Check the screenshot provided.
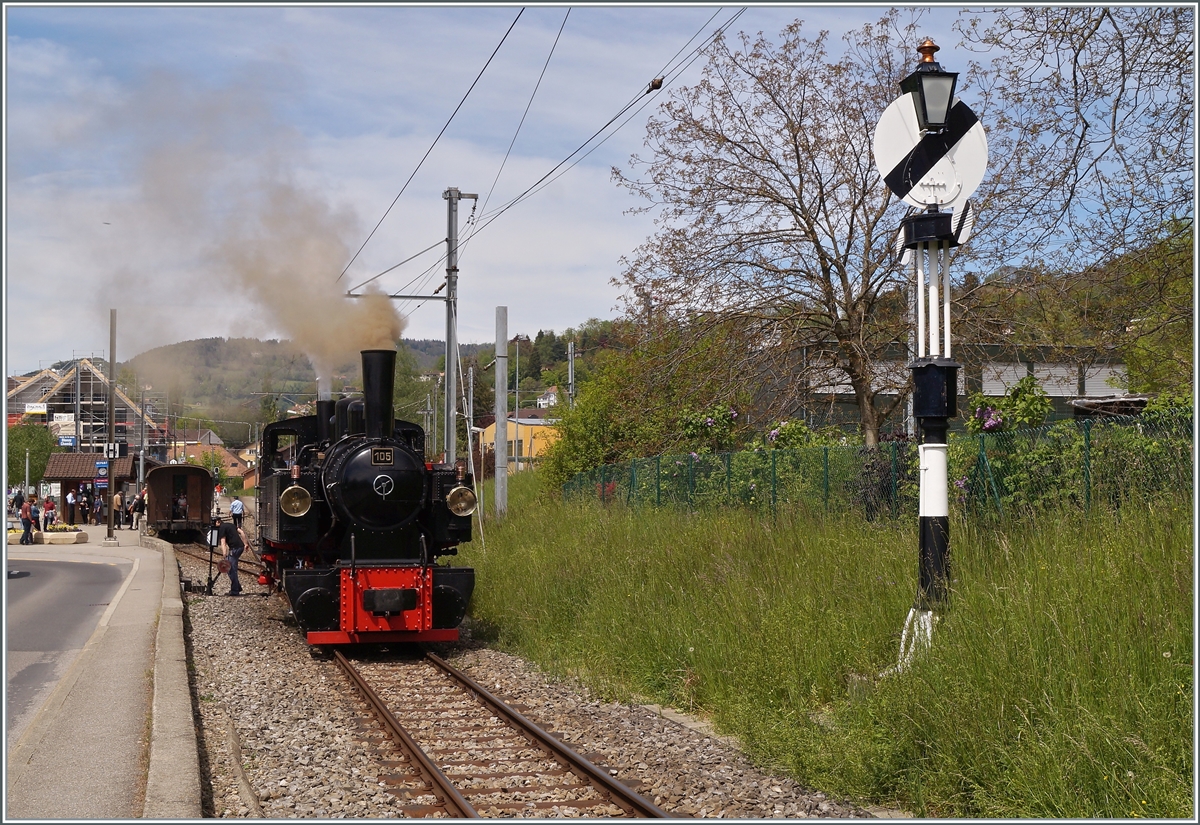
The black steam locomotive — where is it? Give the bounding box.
[256,348,476,645]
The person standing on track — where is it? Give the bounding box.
[229,495,245,530]
[214,515,249,596]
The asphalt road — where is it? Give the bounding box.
[5,558,130,751]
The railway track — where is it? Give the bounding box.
[334,649,671,818]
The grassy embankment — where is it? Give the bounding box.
[458,471,1193,818]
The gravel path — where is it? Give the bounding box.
[176,544,882,818]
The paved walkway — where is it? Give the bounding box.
[5,526,201,819]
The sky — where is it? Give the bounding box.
[4,3,969,377]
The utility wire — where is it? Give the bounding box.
[336,7,525,284]
[464,8,744,240]
[475,8,571,229]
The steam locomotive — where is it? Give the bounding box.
[256,348,476,645]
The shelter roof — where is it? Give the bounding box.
[44,451,163,480]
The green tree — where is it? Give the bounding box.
[964,376,1053,435]
[7,423,60,489]
[193,448,228,489]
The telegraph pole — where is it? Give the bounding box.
[567,341,576,409]
[104,310,118,546]
[443,187,477,465]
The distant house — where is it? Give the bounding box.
[536,386,559,409]
[178,444,244,480]
[479,411,561,469]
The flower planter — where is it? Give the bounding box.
[8,530,87,545]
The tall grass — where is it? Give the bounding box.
[462,473,1193,817]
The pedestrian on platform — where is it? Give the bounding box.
[66,489,76,525]
[112,491,123,529]
[81,490,92,525]
[42,496,56,529]
[133,491,146,531]
[93,495,103,525]
[214,515,249,596]
[229,495,245,530]
[19,498,33,545]
[30,500,41,536]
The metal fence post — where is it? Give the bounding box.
[771,450,777,516]
[601,464,607,504]
[1083,419,1092,511]
[655,455,661,507]
[725,452,731,503]
[688,453,694,507]
[889,441,898,517]
[823,446,830,513]
[629,461,636,505]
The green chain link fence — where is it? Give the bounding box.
[562,414,1192,519]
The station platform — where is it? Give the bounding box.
[5,525,202,819]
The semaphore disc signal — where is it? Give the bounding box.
[873,92,987,212]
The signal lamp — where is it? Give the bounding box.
[900,38,958,133]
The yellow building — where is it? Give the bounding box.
[478,414,561,469]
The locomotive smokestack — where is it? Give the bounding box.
[361,349,396,439]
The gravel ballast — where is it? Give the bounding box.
[176,545,883,819]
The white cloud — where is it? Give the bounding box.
[4,4,968,376]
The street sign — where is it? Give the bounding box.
[58,436,77,447]
[105,442,119,459]
[24,403,47,414]
[95,478,109,489]
[873,92,987,211]
[96,460,108,478]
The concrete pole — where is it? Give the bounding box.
[513,339,520,473]
[443,187,478,465]
[495,306,508,517]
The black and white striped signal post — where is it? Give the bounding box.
[873,39,987,670]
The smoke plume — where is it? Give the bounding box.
[110,68,405,377]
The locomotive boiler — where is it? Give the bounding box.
[256,348,476,645]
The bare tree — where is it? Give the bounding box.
[614,13,925,447]
[614,8,1193,445]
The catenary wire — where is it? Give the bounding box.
[335,7,526,284]
[474,8,571,230]
[463,8,744,240]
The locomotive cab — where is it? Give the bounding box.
[257,348,476,644]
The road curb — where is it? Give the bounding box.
[141,539,203,818]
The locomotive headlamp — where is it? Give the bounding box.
[446,485,477,517]
[280,484,312,518]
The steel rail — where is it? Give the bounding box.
[333,651,480,818]
[424,650,671,818]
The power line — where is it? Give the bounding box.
[476,8,571,224]
[463,8,746,241]
[336,7,526,284]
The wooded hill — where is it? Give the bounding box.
[115,323,617,447]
